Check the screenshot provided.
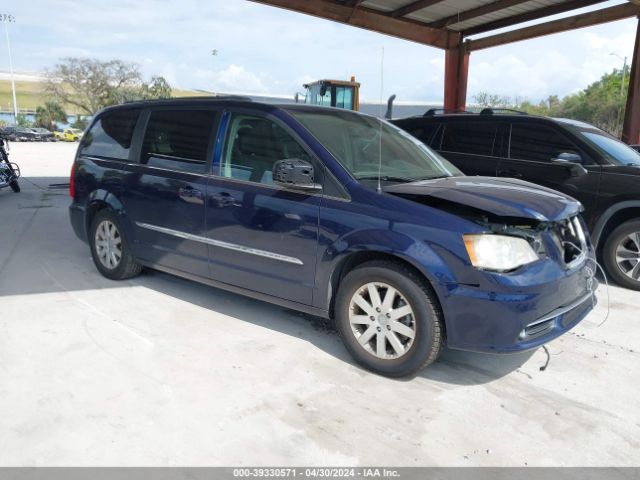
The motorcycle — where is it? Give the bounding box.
[0,135,20,193]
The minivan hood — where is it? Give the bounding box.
[383,176,582,222]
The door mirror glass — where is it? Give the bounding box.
[553,152,582,163]
[273,159,321,190]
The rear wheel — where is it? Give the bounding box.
[89,210,142,280]
[335,261,443,377]
[603,220,640,291]
[9,180,19,193]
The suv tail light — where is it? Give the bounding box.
[69,163,76,198]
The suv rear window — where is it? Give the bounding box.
[141,109,217,173]
[440,122,497,155]
[80,108,141,160]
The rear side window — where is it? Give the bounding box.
[510,123,578,162]
[441,121,498,155]
[141,109,217,174]
[403,122,439,147]
[80,108,141,160]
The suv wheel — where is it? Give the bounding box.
[335,261,443,377]
[89,210,142,280]
[603,220,640,291]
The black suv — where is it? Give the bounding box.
[393,111,640,290]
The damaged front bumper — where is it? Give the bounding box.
[440,252,597,353]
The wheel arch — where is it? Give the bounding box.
[326,250,447,341]
[592,201,640,253]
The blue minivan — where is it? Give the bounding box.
[69,98,596,377]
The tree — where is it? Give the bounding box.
[471,67,630,137]
[16,113,33,128]
[44,57,172,115]
[35,102,67,131]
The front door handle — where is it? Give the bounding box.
[210,191,239,208]
[498,170,523,179]
[178,186,204,204]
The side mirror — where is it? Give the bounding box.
[273,159,321,191]
[551,152,587,177]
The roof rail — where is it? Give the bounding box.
[123,95,253,105]
[424,108,473,116]
[479,108,527,115]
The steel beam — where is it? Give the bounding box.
[249,0,452,49]
[468,3,640,51]
[429,0,531,29]
[443,39,469,111]
[391,0,445,18]
[622,18,640,144]
[463,0,606,36]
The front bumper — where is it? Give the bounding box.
[441,255,597,353]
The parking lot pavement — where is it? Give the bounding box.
[0,142,639,466]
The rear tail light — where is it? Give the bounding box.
[69,163,76,198]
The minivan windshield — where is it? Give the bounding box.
[569,126,640,166]
[287,108,462,183]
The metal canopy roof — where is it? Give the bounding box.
[249,0,640,50]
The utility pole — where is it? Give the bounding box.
[0,13,18,123]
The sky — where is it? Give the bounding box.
[0,0,637,103]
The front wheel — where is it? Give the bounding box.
[334,261,444,377]
[9,180,19,193]
[603,220,640,291]
[89,210,142,280]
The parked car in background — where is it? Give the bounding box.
[69,99,596,377]
[54,128,83,142]
[1,126,37,142]
[30,127,55,142]
[392,110,640,290]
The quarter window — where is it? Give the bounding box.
[440,122,497,156]
[221,114,312,185]
[80,108,141,160]
[510,123,578,162]
[141,109,217,173]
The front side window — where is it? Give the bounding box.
[221,114,313,185]
[441,121,497,156]
[576,129,640,166]
[141,109,217,174]
[287,108,462,184]
[510,123,578,162]
[80,108,141,160]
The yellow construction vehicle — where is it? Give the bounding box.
[298,76,360,111]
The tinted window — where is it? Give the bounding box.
[221,114,312,185]
[80,108,141,160]
[441,122,497,155]
[403,123,439,147]
[510,123,578,162]
[141,109,217,173]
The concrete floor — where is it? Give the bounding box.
[0,142,639,466]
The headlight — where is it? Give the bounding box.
[463,234,539,271]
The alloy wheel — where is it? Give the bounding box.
[94,220,123,270]
[615,231,640,281]
[348,282,416,360]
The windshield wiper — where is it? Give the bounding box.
[355,175,418,183]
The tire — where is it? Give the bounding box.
[9,180,19,193]
[89,209,142,280]
[334,260,444,378]
[602,220,640,291]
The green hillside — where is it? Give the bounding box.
[0,79,208,115]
